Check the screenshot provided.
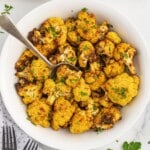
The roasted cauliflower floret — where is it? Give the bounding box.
[70,109,93,133]
[40,17,67,46]
[30,58,50,81]
[56,65,75,80]
[106,31,121,44]
[78,41,95,68]
[15,65,34,82]
[66,74,80,88]
[57,43,77,65]
[51,97,75,130]
[98,21,109,40]
[65,18,76,32]
[27,100,51,127]
[114,43,136,74]
[89,71,106,91]
[96,39,115,58]
[43,79,55,95]
[93,107,121,130]
[76,10,100,43]
[104,61,125,78]
[67,31,81,46]
[18,82,42,104]
[105,73,140,106]
[73,78,91,102]
[15,50,34,71]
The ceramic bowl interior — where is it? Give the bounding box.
[0,0,150,149]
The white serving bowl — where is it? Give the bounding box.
[0,0,150,149]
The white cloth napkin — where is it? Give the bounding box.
[0,94,43,150]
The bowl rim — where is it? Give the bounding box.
[1,0,150,149]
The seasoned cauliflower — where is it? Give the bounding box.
[51,97,75,130]
[15,49,35,71]
[15,64,34,82]
[40,17,67,46]
[15,9,140,134]
[114,43,136,74]
[78,41,95,68]
[88,71,106,91]
[93,107,121,130]
[56,43,77,65]
[106,31,121,44]
[105,73,140,106]
[56,65,74,80]
[18,82,42,104]
[76,11,100,43]
[98,21,109,40]
[70,109,93,133]
[96,39,115,58]
[30,58,50,81]
[73,78,91,102]
[67,31,81,46]
[27,100,51,127]
[65,18,76,32]
[104,61,125,78]
[43,79,55,95]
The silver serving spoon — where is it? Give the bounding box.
[0,15,78,77]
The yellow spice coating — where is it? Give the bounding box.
[93,107,121,130]
[104,61,125,78]
[70,110,93,134]
[105,73,140,106]
[73,78,91,102]
[106,31,121,44]
[76,11,100,43]
[30,58,50,81]
[15,9,140,134]
[51,97,75,130]
[27,100,51,127]
[18,82,42,104]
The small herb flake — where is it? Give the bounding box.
[1,4,13,15]
[122,141,141,150]
[77,36,81,42]
[0,31,4,33]
[120,52,128,59]
[95,127,103,134]
[60,77,66,83]
[107,149,112,150]
[80,91,88,96]
[68,57,77,62]
[108,23,113,28]
[148,141,150,144]
[112,87,127,98]
[81,7,88,12]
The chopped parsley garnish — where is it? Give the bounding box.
[80,91,88,96]
[84,45,89,50]
[112,87,127,98]
[77,36,81,42]
[81,7,88,12]
[0,31,4,33]
[120,52,128,59]
[148,141,150,144]
[69,78,78,83]
[108,23,113,28]
[1,4,13,15]
[60,77,66,83]
[122,141,141,150]
[95,127,103,134]
[93,105,97,110]
[68,57,77,62]
[47,27,57,38]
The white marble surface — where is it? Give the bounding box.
[0,0,150,149]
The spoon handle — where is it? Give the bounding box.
[0,15,54,69]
